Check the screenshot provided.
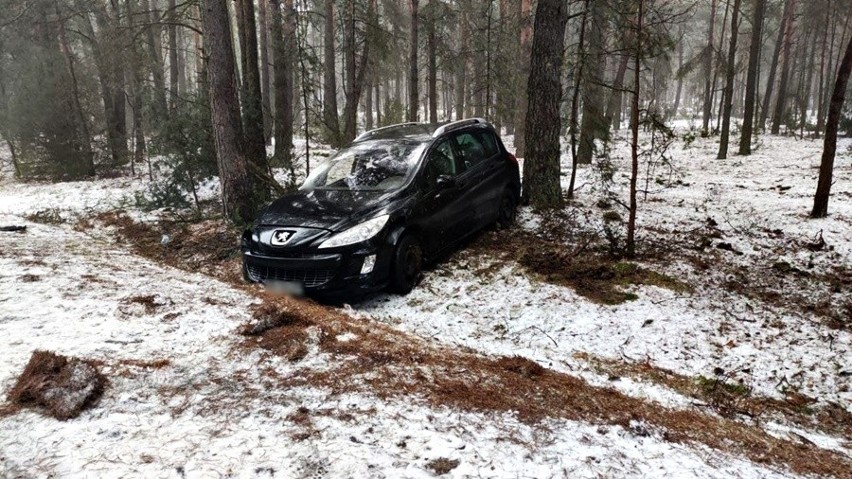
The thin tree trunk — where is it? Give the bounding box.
[739,0,765,155]
[427,2,437,123]
[272,0,294,170]
[627,0,643,258]
[577,0,607,165]
[323,0,340,145]
[606,50,630,131]
[815,0,831,137]
[144,0,168,121]
[408,0,419,122]
[771,0,797,134]
[522,0,568,209]
[668,24,684,119]
[168,0,179,108]
[200,0,260,223]
[718,0,742,159]
[811,34,852,218]
[702,0,717,134]
[454,6,467,121]
[568,0,590,199]
[55,0,95,177]
[259,0,272,142]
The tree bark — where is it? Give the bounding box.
[522,0,568,209]
[577,0,607,165]
[514,0,532,156]
[144,0,168,121]
[323,0,340,145]
[259,0,272,142]
[201,0,261,223]
[627,0,643,258]
[811,34,852,218]
[341,0,371,143]
[408,0,419,122]
[271,0,295,169]
[702,0,717,134]
[168,0,179,108]
[239,0,269,178]
[739,0,765,155]
[568,0,590,199]
[771,0,797,134]
[760,0,792,130]
[55,0,95,177]
[718,0,742,159]
[427,1,437,123]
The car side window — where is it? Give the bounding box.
[478,132,500,158]
[454,132,487,169]
[424,140,460,187]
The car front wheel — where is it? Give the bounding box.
[388,234,422,295]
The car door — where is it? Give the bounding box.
[451,130,501,229]
[412,139,471,255]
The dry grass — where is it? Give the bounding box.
[7,350,106,420]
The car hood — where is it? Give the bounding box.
[257,188,393,231]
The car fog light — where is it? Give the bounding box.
[361,254,376,274]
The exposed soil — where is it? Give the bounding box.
[7,351,106,420]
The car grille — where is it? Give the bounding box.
[246,264,335,288]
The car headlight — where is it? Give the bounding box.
[318,215,389,249]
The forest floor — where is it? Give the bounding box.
[0,131,851,478]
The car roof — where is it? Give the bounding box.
[352,118,495,144]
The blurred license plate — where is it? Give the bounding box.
[266,280,305,297]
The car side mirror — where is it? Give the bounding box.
[436,175,456,190]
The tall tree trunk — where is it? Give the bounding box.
[323,0,340,145]
[815,0,831,138]
[800,30,818,134]
[454,5,467,121]
[200,0,260,223]
[739,0,765,155]
[144,0,168,121]
[606,49,630,131]
[168,0,179,108]
[55,0,95,177]
[427,2,437,123]
[771,0,797,134]
[522,0,568,209]
[568,0,590,199]
[668,24,684,119]
[272,0,295,170]
[408,0,419,122]
[239,0,269,179]
[760,0,792,130]
[718,0,742,159]
[811,34,852,218]
[514,0,532,156]
[702,0,717,134]
[627,0,644,259]
[577,0,607,164]
[259,0,272,142]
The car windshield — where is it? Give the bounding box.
[302,140,427,191]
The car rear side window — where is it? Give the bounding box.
[424,140,460,187]
[454,133,487,169]
[478,131,500,158]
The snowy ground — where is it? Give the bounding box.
[1,132,851,477]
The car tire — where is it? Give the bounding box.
[496,189,517,229]
[388,234,422,295]
[242,262,253,282]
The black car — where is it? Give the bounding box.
[240,118,520,297]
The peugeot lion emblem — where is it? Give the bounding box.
[270,229,295,246]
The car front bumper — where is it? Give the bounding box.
[241,242,393,297]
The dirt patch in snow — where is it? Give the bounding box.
[471,227,691,304]
[425,457,460,475]
[6,350,106,420]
